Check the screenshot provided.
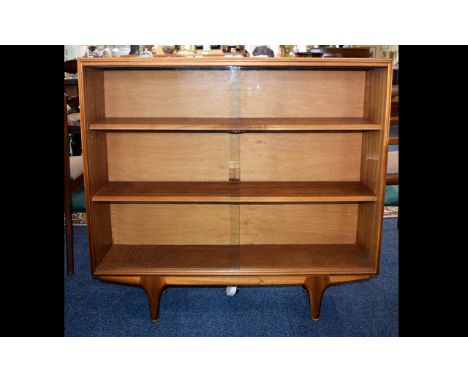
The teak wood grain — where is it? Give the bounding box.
[94,244,373,276]
[92,181,377,203]
[104,70,233,118]
[78,57,393,321]
[239,204,358,244]
[239,70,365,118]
[110,204,231,245]
[357,68,392,272]
[78,68,112,270]
[241,133,363,181]
[106,132,230,181]
[90,117,381,131]
[108,203,359,245]
[103,70,368,120]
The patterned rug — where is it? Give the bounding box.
[67,207,398,226]
[383,206,399,218]
[70,212,87,226]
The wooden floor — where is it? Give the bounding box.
[94,244,374,276]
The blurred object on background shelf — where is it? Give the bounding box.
[295,52,322,57]
[178,45,196,55]
[152,45,187,56]
[296,47,370,58]
[221,45,246,55]
[64,59,78,76]
[195,45,225,56]
[66,44,397,61]
[153,45,167,55]
[117,46,131,56]
[86,46,99,57]
[351,45,398,65]
[129,45,140,55]
[66,94,80,114]
[162,45,176,54]
[279,45,297,57]
[102,46,112,57]
[377,45,398,62]
[140,47,153,57]
[252,45,274,57]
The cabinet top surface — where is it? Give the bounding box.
[78,57,392,68]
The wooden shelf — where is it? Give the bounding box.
[239,244,372,274]
[92,181,377,203]
[89,117,381,132]
[94,244,373,276]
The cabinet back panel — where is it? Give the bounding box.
[110,203,358,245]
[111,204,231,245]
[103,70,366,119]
[104,71,232,118]
[241,133,362,181]
[240,204,358,244]
[107,133,230,181]
[239,70,365,118]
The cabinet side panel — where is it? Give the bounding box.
[107,133,230,181]
[241,132,362,181]
[240,204,358,244]
[357,67,392,270]
[111,204,231,245]
[82,69,108,193]
[240,70,366,118]
[79,67,112,269]
[104,70,232,118]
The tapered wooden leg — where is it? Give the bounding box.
[64,189,74,275]
[140,277,166,322]
[304,276,330,321]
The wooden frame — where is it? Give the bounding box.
[64,94,83,275]
[78,57,392,322]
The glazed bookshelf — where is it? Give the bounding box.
[78,57,392,322]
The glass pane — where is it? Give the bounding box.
[228,66,241,270]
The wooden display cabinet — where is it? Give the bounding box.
[78,57,392,322]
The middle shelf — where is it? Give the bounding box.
[89,117,381,132]
[92,181,377,203]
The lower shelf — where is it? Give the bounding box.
[94,244,374,276]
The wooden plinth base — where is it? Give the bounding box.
[97,274,371,322]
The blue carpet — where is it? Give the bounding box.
[65,219,398,336]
